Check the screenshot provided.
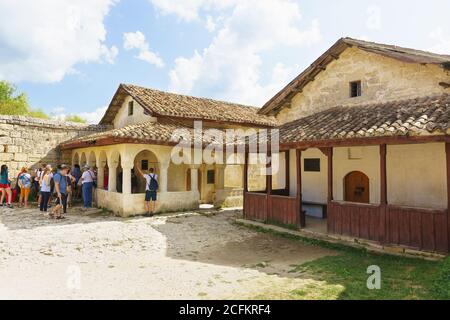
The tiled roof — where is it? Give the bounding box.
[279,93,450,145]
[259,37,450,115]
[99,84,277,127]
[60,118,229,149]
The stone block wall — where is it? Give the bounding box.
[0,115,107,181]
[276,47,449,124]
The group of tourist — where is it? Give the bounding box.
[0,163,97,219]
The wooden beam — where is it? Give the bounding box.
[285,150,290,195]
[296,149,305,228]
[243,145,249,218]
[380,144,387,205]
[280,134,450,151]
[327,148,333,203]
[266,144,272,223]
[446,142,450,252]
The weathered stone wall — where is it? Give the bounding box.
[276,47,450,124]
[0,115,106,180]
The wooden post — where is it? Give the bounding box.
[327,148,333,203]
[380,144,387,243]
[243,145,249,218]
[285,150,290,196]
[444,142,450,252]
[296,149,305,228]
[266,144,272,223]
[380,144,387,205]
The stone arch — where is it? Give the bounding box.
[133,149,160,193]
[80,152,87,166]
[72,152,80,166]
[98,150,107,168]
[88,151,97,168]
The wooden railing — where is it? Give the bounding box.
[244,193,300,228]
[328,201,449,253]
[244,192,267,222]
[268,195,299,227]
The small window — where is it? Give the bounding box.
[304,159,320,172]
[128,101,134,116]
[207,170,215,184]
[350,81,361,98]
[141,160,148,171]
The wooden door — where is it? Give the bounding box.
[344,171,369,203]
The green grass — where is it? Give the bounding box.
[237,222,450,300]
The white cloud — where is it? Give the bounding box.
[428,27,450,54]
[123,31,165,68]
[167,0,321,106]
[52,106,108,124]
[366,5,382,31]
[0,0,118,83]
[149,0,235,22]
[206,15,216,32]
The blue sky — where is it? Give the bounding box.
[0,0,449,123]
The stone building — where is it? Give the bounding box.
[2,37,449,255]
[60,84,276,216]
[243,37,450,254]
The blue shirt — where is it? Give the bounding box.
[0,170,8,184]
[19,173,32,188]
[53,172,67,194]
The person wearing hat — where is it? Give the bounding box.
[81,165,96,209]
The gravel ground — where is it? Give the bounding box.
[0,205,335,300]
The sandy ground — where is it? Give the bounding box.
[0,205,336,300]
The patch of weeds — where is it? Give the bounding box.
[238,221,450,300]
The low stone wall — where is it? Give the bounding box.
[0,115,107,179]
[97,189,200,217]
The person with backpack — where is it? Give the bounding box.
[135,162,158,217]
[81,165,96,209]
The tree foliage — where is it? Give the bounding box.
[65,114,87,123]
[0,80,49,119]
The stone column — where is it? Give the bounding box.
[108,165,117,192]
[215,164,225,190]
[122,166,132,195]
[190,166,199,192]
[96,167,104,190]
[159,162,169,193]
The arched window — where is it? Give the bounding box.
[344,171,370,203]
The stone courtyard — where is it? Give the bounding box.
[0,206,335,300]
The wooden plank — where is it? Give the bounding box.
[399,210,411,246]
[434,213,449,253]
[409,212,422,249]
[421,213,435,251]
[359,207,370,239]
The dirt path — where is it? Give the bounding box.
[0,206,336,299]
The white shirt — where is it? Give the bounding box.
[144,173,158,191]
[40,173,53,192]
[81,170,96,184]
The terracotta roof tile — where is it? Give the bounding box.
[279,93,450,144]
[61,118,233,149]
[99,84,277,127]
